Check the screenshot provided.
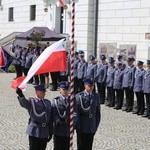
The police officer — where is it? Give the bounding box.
[106,57,116,107]
[113,62,124,110]
[16,85,53,150]
[77,51,87,93]
[32,51,39,85]
[87,55,97,80]
[122,57,136,112]
[142,60,150,119]
[20,47,27,76]
[133,61,145,115]
[75,78,101,150]
[12,45,22,78]
[95,54,108,104]
[60,52,70,82]
[52,81,77,150]
[24,48,34,84]
[117,55,126,70]
[74,51,80,94]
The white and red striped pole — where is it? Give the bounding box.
[70,0,75,149]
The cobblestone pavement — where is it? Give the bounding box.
[0,73,150,150]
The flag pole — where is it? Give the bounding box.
[70,0,75,149]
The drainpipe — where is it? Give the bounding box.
[93,0,99,57]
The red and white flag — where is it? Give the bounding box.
[12,39,67,89]
[0,46,5,67]
[59,0,65,6]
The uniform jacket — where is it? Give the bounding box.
[25,53,33,68]
[113,69,124,89]
[52,95,77,137]
[20,50,27,67]
[95,63,108,83]
[12,49,21,65]
[86,63,97,80]
[74,58,80,77]
[106,66,116,87]
[143,69,150,93]
[133,69,145,92]
[75,91,101,134]
[122,65,136,88]
[77,60,87,79]
[18,97,52,138]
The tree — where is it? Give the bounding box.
[30,30,45,43]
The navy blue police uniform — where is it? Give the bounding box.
[122,57,136,112]
[74,52,80,94]
[52,82,77,150]
[16,85,53,150]
[106,57,116,107]
[113,62,124,109]
[95,54,108,104]
[77,51,88,92]
[133,61,145,115]
[142,60,150,119]
[75,79,101,150]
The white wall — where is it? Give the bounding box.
[0,0,53,39]
[98,0,150,61]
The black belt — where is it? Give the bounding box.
[30,120,49,127]
[80,113,95,118]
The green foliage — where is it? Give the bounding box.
[30,30,45,43]
[8,65,16,73]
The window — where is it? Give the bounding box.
[8,7,14,22]
[0,0,1,6]
[30,5,36,21]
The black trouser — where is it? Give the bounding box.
[29,136,47,150]
[78,78,84,93]
[74,77,78,94]
[51,72,60,90]
[107,87,115,106]
[24,68,33,83]
[60,75,68,82]
[124,87,134,110]
[15,64,22,78]
[54,135,69,150]
[145,93,150,116]
[135,92,145,114]
[115,89,124,108]
[97,82,106,104]
[21,66,26,76]
[77,132,94,150]
[39,74,45,85]
[33,75,39,85]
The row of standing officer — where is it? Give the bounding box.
[74,51,150,118]
[15,78,101,150]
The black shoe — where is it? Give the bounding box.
[32,82,38,85]
[109,104,115,107]
[116,107,121,110]
[142,114,148,118]
[126,109,132,112]
[50,88,57,91]
[148,116,150,119]
[132,111,139,114]
[122,108,127,111]
[137,112,144,116]
[106,104,110,107]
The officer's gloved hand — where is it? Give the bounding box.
[47,134,52,142]
[16,87,24,98]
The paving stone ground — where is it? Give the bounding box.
[0,73,150,150]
